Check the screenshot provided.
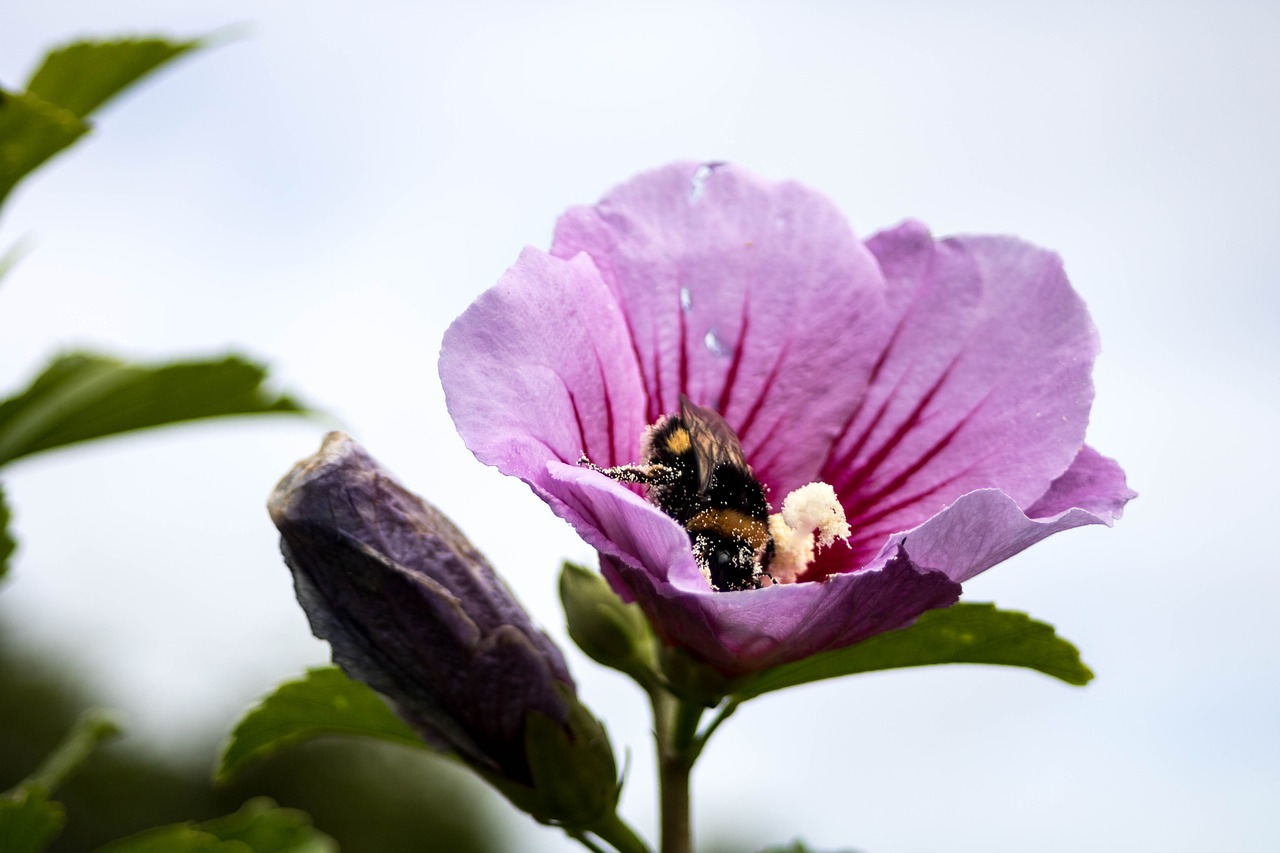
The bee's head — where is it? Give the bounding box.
[692,531,762,592]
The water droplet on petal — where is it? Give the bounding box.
[704,330,729,356]
[688,162,725,203]
[680,287,692,312]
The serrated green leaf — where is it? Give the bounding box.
[0,352,308,467]
[26,38,201,121]
[0,787,65,853]
[218,667,427,785]
[733,603,1093,700]
[95,798,336,853]
[0,88,89,208]
[1,483,14,582]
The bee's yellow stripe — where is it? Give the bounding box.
[686,509,769,551]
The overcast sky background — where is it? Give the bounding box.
[1,1,1277,851]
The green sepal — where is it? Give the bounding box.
[559,561,657,684]
[0,787,65,853]
[217,667,428,785]
[734,603,1094,701]
[525,693,620,827]
[26,38,202,122]
[93,797,335,853]
[483,688,620,829]
[0,352,309,467]
[1,483,14,583]
[756,842,860,853]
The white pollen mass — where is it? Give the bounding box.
[767,482,851,584]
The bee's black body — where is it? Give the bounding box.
[581,395,773,591]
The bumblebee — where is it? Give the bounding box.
[580,394,773,591]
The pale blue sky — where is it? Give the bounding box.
[1,2,1277,851]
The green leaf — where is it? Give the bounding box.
[0,787,65,853]
[1,483,14,582]
[733,603,1094,700]
[26,38,201,121]
[95,798,336,853]
[0,37,203,213]
[0,352,308,467]
[217,667,427,785]
[0,88,88,209]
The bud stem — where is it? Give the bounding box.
[580,812,653,853]
[23,709,121,795]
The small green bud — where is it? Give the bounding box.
[559,562,658,684]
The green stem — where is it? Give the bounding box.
[651,691,702,853]
[25,709,121,795]
[688,698,740,763]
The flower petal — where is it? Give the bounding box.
[605,546,961,675]
[878,447,1133,585]
[1026,444,1136,521]
[818,222,1100,570]
[551,162,892,496]
[440,247,647,486]
[545,464,961,674]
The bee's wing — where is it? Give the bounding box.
[678,394,749,494]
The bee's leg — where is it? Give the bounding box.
[577,455,678,486]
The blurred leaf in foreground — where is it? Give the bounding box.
[0,485,13,582]
[0,353,308,467]
[94,798,334,853]
[25,38,200,122]
[0,90,87,209]
[0,37,201,210]
[0,786,65,853]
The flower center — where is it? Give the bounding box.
[580,395,850,591]
[765,482,851,585]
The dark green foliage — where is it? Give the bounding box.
[0,626,502,853]
[0,787,65,853]
[0,485,13,582]
[734,603,1093,700]
[94,798,333,853]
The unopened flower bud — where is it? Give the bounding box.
[268,432,619,827]
[559,561,657,684]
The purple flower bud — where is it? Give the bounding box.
[267,432,575,786]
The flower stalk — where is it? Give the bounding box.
[651,689,698,853]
